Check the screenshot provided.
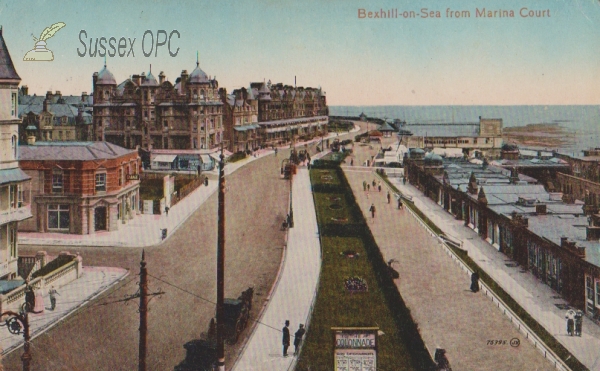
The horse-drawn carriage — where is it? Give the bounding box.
[174,287,254,371]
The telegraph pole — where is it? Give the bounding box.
[139,250,148,371]
[216,143,226,371]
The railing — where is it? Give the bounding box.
[0,256,82,315]
[0,205,32,225]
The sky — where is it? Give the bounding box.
[1,0,599,105]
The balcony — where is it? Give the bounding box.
[0,204,32,225]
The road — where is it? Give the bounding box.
[5,150,291,370]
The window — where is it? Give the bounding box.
[10,227,16,258]
[126,120,130,127]
[58,131,63,140]
[48,204,70,230]
[52,170,63,193]
[164,120,168,128]
[119,168,123,186]
[11,92,17,117]
[95,173,106,192]
[11,135,17,159]
[587,276,594,301]
[596,281,600,307]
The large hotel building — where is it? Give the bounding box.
[92,61,328,152]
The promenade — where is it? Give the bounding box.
[387,173,600,370]
[233,167,321,370]
[343,167,554,371]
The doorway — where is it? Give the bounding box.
[95,206,107,231]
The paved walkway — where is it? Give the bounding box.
[384,172,600,370]
[233,167,321,371]
[343,168,554,371]
[1,266,129,356]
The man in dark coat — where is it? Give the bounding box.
[282,320,291,357]
[470,270,480,293]
[293,324,306,356]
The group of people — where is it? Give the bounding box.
[282,320,306,357]
[24,284,60,313]
[565,309,584,336]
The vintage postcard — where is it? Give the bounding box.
[0,0,598,370]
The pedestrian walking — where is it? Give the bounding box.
[48,286,59,310]
[164,206,170,216]
[282,320,291,357]
[369,204,376,220]
[372,179,376,188]
[350,158,354,166]
[575,310,583,336]
[565,309,576,336]
[363,181,367,191]
[367,184,370,192]
[470,270,480,293]
[397,197,403,210]
[387,191,391,204]
[378,181,382,192]
[294,324,306,356]
[403,176,407,185]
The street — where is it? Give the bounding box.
[5,151,291,370]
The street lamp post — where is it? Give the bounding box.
[216,142,226,371]
[1,310,31,371]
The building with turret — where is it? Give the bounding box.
[0,27,32,279]
[92,58,224,150]
[18,88,93,144]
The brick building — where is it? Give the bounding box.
[93,59,224,151]
[220,87,260,153]
[251,80,328,147]
[18,88,93,144]
[0,27,32,279]
[18,142,140,235]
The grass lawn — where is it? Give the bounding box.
[296,162,432,370]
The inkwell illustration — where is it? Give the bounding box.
[23,22,66,61]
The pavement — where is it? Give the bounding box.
[344,168,554,371]
[384,172,600,370]
[0,266,129,357]
[233,167,322,371]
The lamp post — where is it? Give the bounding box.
[216,142,227,371]
[1,310,31,371]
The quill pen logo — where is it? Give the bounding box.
[23,22,66,61]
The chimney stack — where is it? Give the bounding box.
[181,70,188,94]
[82,92,88,102]
[159,71,165,84]
[21,85,28,95]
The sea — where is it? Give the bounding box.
[330,105,600,155]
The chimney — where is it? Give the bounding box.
[159,71,165,84]
[93,72,98,86]
[132,74,141,86]
[43,98,48,112]
[21,85,28,95]
[180,70,188,94]
[46,90,53,101]
[141,72,146,84]
[55,90,63,103]
[535,204,547,215]
[82,92,88,102]
[561,237,585,258]
[26,135,36,145]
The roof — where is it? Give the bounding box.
[200,154,212,163]
[152,154,177,163]
[378,122,395,131]
[189,63,209,84]
[0,168,30,185]
[19,142,135,161]
[0,28,20,81]
[96,65,116,85]
[142,71,159,86]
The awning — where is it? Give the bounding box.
[0,168,31,185]
[25,125,37,130]
[234,124,259,132]
[200,155,212,163]
[209,153,221,162]
[152,154,177,163]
